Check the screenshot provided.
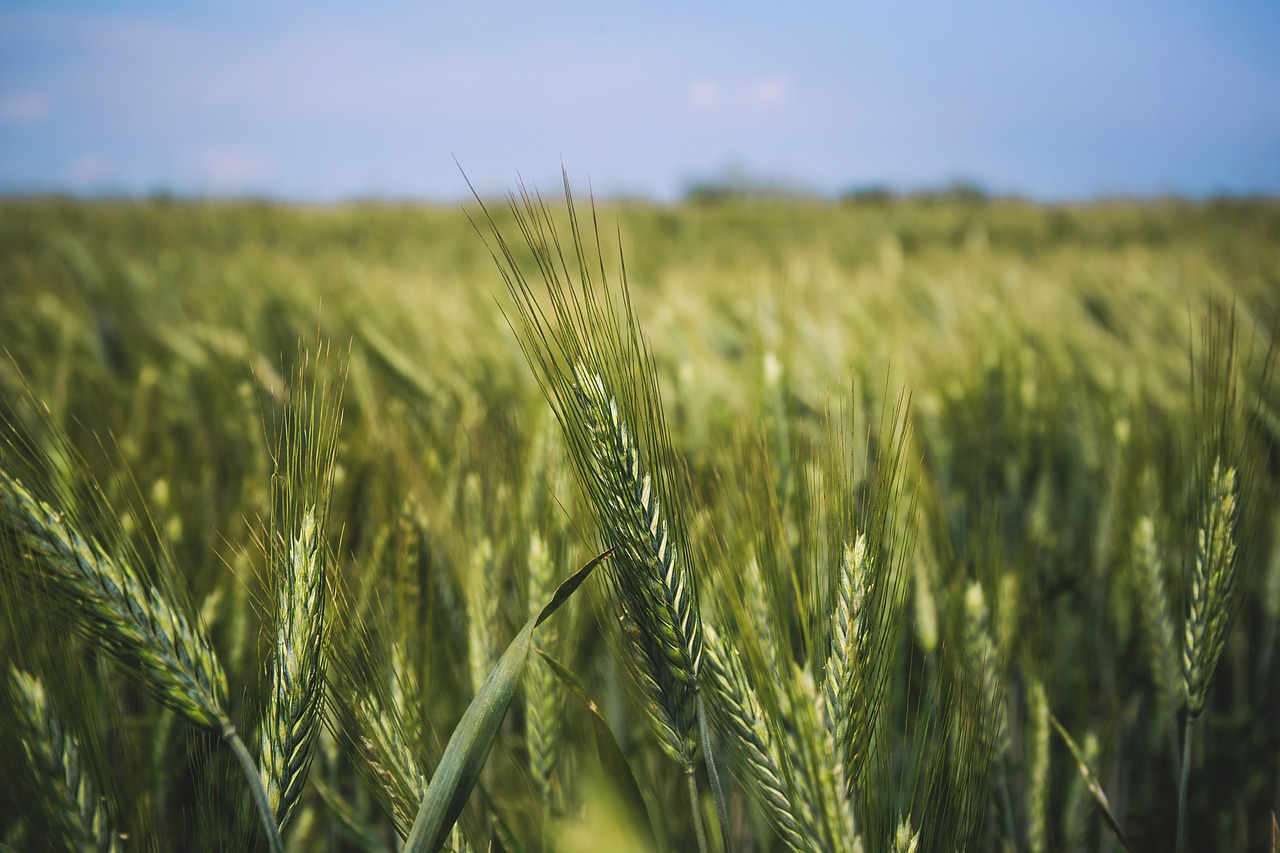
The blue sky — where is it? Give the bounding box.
[1,1,1277,201]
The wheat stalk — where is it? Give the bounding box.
[785,664,859,853]
[962,581,1007,758]
[1062,729,1099,850]
[1182,458,1238,719]
[821,534,871,795]
[257,506,327,832]
[0,467,229,733]
[1132,515,1179,710]
[573,364,703,768]
[1026,677,1050,853]
[702,624,810,851]
[524,531,564,808]
[1177,456,1240,853]
[9,666,120,852]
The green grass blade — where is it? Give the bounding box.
[313,778,394,853]
[536,645,658,851]
[1049,713,1131,851]
[403,550,609,853]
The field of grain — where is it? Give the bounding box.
[1,189,1278,851]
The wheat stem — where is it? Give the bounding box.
[687,769,711,853]
[1176,711,1194,853]
[697,691,729,850]
[225,724,286,853]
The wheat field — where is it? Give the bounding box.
[1,186,1278,851]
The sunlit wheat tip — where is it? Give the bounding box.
[892,818,919,853]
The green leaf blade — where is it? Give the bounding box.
[403,550,609,853]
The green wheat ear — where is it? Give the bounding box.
[1131,513,1179,711]
[963,580,1008,758]
[8,666,120,852]
[0,467,230,734]
[572,363,702,765]
[525,530,569,813]
[1176,304,1257,853]
[0,467,285,851]
[1026,677,1050,853]
[256,343,344,834]
[822,533,872,794]
[702,623,810,851]
[257,506,326,829]
[479,173,727,851]
[1182,458,1238,719]
[1179,465,1243,828]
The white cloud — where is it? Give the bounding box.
[189,149,269,189]
[0,93,50,125]
[742,78,790,110]
[687,79,722,109]
[67,154,109,184]
[685,77,791,112]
